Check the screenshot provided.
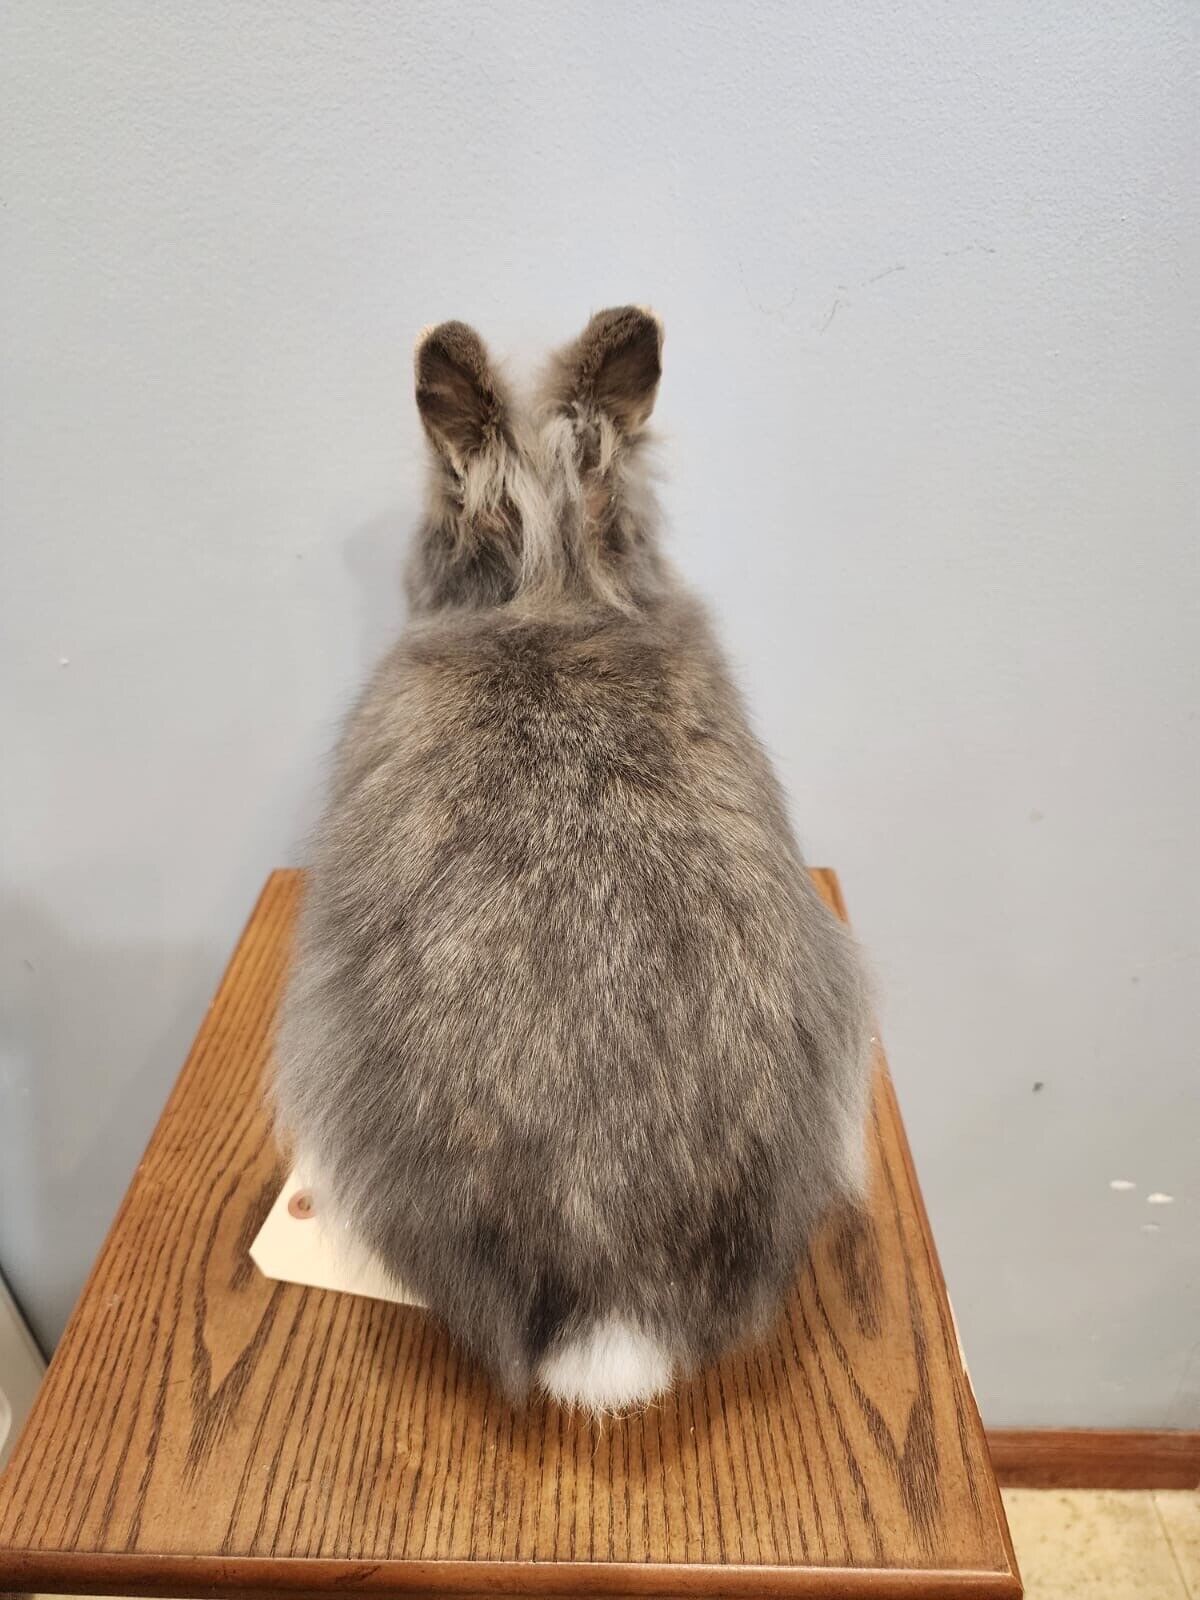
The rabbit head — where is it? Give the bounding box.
[407,307,668,615]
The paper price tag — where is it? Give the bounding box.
[249,1170,425,1308]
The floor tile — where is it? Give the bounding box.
[1003,1488,1188,1598]
[1157,1491,1200,1598]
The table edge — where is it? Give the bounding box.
[0,1548,1022,1599]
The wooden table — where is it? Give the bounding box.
[0,870,1020,1598]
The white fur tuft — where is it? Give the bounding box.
[537,1318,674,1413]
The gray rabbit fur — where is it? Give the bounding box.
[274,307,873,1412]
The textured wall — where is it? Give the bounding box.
[1,0,1196,1427]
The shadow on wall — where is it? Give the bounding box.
[343,510,412,677]
[0,518,412,1356]
[0,892,221,1353]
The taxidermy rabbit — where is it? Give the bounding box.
[274,307,873,1412]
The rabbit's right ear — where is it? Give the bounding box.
[414,321,509,473]
[548,306,663,436]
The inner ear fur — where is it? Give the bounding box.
[550,306,663,436]
[415,320,510,467]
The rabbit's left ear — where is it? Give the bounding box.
[551,306,663,436]
[414,320,509,471]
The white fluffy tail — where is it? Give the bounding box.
[536,1317,674,1413]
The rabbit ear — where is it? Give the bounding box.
[553,306,663,435]
[414,321,509,470]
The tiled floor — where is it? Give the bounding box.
[15,1490,1200,1598]
[1003,1489,1200,1598]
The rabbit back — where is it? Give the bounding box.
[275,591,871,1406]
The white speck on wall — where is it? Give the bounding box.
[1146,1193,1175,1206]
[1142,1223,1161,1233]
[1108,1180,1137,1192]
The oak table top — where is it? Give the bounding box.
[0,869,1019,1598]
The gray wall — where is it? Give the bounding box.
[1,0,1196,1428]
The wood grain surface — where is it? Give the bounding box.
[0,870,1019,1597]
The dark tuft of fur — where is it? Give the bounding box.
[274,310,873,1404]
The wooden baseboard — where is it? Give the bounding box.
[987,1429,1200,1490]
